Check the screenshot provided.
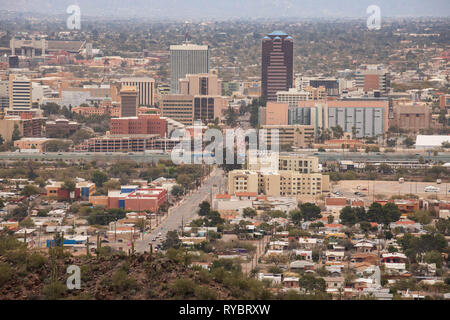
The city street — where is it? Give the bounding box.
[135,166,226,252]
[1,151,449,163]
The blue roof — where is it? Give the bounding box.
[273,36,281,40]
[268,30,288,36]
[286,36,293,39]
[263,36,270,39]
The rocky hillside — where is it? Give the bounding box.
[0,250,242,300]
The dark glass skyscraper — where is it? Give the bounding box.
[261,31,293,101]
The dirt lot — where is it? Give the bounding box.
[333,180,450,201]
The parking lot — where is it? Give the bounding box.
[333,180,450,200]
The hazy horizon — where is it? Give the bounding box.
[0,0,449,20]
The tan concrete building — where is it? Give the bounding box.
[0,115,45,142]
[228,169,330,197]
[247,152,319,173]
[179,70,221,96]
[227,170,259,195]
[390,101,431,132]
[120,78,155,106]
[260,102,289,125]
[14,137,50,152]
[261,124,315,149]
[160,94,227,125]
[160,94,194,125]
[278,153,319,173]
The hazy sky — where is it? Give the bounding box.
[1,0,449,19]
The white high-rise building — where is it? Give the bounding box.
[170,43,209,94]
[8,74,32,112]
[120,77,155,106]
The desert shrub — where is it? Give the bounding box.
[27,253,47,270]
[171,278,196,298]
[110,270,139,293]
[197,268,213,284]
[0,262,12,286]
[194,286,217,299]
[5,249,28,265]
[43,281,67,300]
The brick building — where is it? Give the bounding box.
[106,187,167,212]
[110,114,167,137]
[45,118,81,138]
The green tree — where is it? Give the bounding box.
[331,125,344,139]
[366,202,384,223]
[162,230,181,250]
[171,185,185,197]
[176,174,192,188]
[340,206,357,226]
[289,209,303,225]
[298,274,326,293]
[12,124,21,141]
[199,201,211,216]
[382,202,401,224]
[299,203,322,221]
[403,137,415,148]
[70,129,94,144]
[91,170,108,187]
[62,179,76,192]
[424,250,442,268]
[243,207,257,218]
[21,184,40,197]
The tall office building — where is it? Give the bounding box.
[179,69,221,96]
[262,31,293,101]
[0,80,9,111]
[8,74,32,113]
[120,77,155,106]
[170,43,209,93]
[120,86,138,117]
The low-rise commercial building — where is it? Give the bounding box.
[45,118,80,138]
[45,181,95,200]
[14,137,50,152]
[105,186,167,212]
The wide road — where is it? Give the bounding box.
[2,151,449,163]
[135,166,226,252]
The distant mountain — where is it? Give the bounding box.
[1,0,449,19]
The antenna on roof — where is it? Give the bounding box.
[184,21,189,44]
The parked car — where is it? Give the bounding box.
[424,186,440,192]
